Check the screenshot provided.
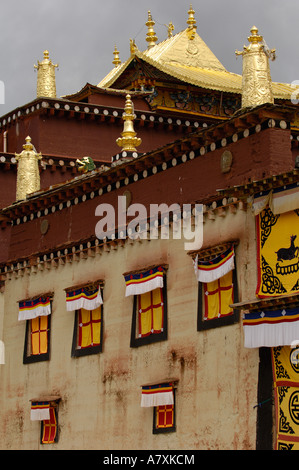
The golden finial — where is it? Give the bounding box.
[247,25,263,44]
[15,136,42,201]
[112,45,121,67]
[187,4,196,29]
[34,50,58,98]
[167,22,174,38]
[236,26,275,108]
[116,94,142,153]
[146,11,158,49]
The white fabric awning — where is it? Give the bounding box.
[30,401,50,421]
[66,286,103,311]
[193,245,235,283]
[141,383,174,407]
[124,266,165,297]
[18,296,52,321]
[243,307,299,348]
[251,185,299,216]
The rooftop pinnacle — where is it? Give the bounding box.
[187,4,196,29]
[34,50,58,98]
[236,26,275,109]
[116,94,142,154]
[146,11,158,49]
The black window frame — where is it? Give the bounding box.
[197,268,239,331]
[130,275,168,348]
[71,291,104,357]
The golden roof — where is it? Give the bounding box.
[98,12,294,101]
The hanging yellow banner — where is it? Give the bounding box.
[272,346,299,449]
[256,208,299,297]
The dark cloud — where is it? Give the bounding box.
[0,0,298,115]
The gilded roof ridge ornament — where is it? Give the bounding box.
[166,22,174,38]
[186,4,197,40]
[112,45,121,67]
[146,11,158,49]
[187,4,196,29]
[130,38,138,55]
[34,50,58,98]
[15,136,42,201]
[236,26,275,109]
[116,94,142,154]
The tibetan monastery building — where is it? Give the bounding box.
[1,6,299,451]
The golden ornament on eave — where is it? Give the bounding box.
[236,26,275,109]
[116,94,142,153]
[34,50,58,98]
[15,136,42,201]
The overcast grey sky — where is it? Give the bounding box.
[0,0,298,116]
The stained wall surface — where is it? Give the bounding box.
[0,205,259,450]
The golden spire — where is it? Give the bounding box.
[236,26,275,108]
[187,4,196,29]
[112,45,121,67]
[34,50,58,98]
[116,94,142,153]
[15,136,42,201]
[146,11,158,49]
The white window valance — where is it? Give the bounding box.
[193,245,235,283]
[18,294,52,321]
[30,401,50,421]
[65,283,103,311]
[141,382,174,408]
[124,265,166,297]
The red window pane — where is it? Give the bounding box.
[42,407,57,444]
[156,405,174,428]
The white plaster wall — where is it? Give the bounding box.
[0,206,260,450]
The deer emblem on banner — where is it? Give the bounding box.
[276,235,299,275]
[256,208,299,297]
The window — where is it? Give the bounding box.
[141,382,176,434]
[65,282,104,357]
[125,266,168,347]
[71,306,103,357]
[20,295,52,364]
[153,399,176,434]
[41,405,58,444]
[138,287,164,336]
[194,244,239,330]
[24,315,51,363]
[30,398,59,444]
